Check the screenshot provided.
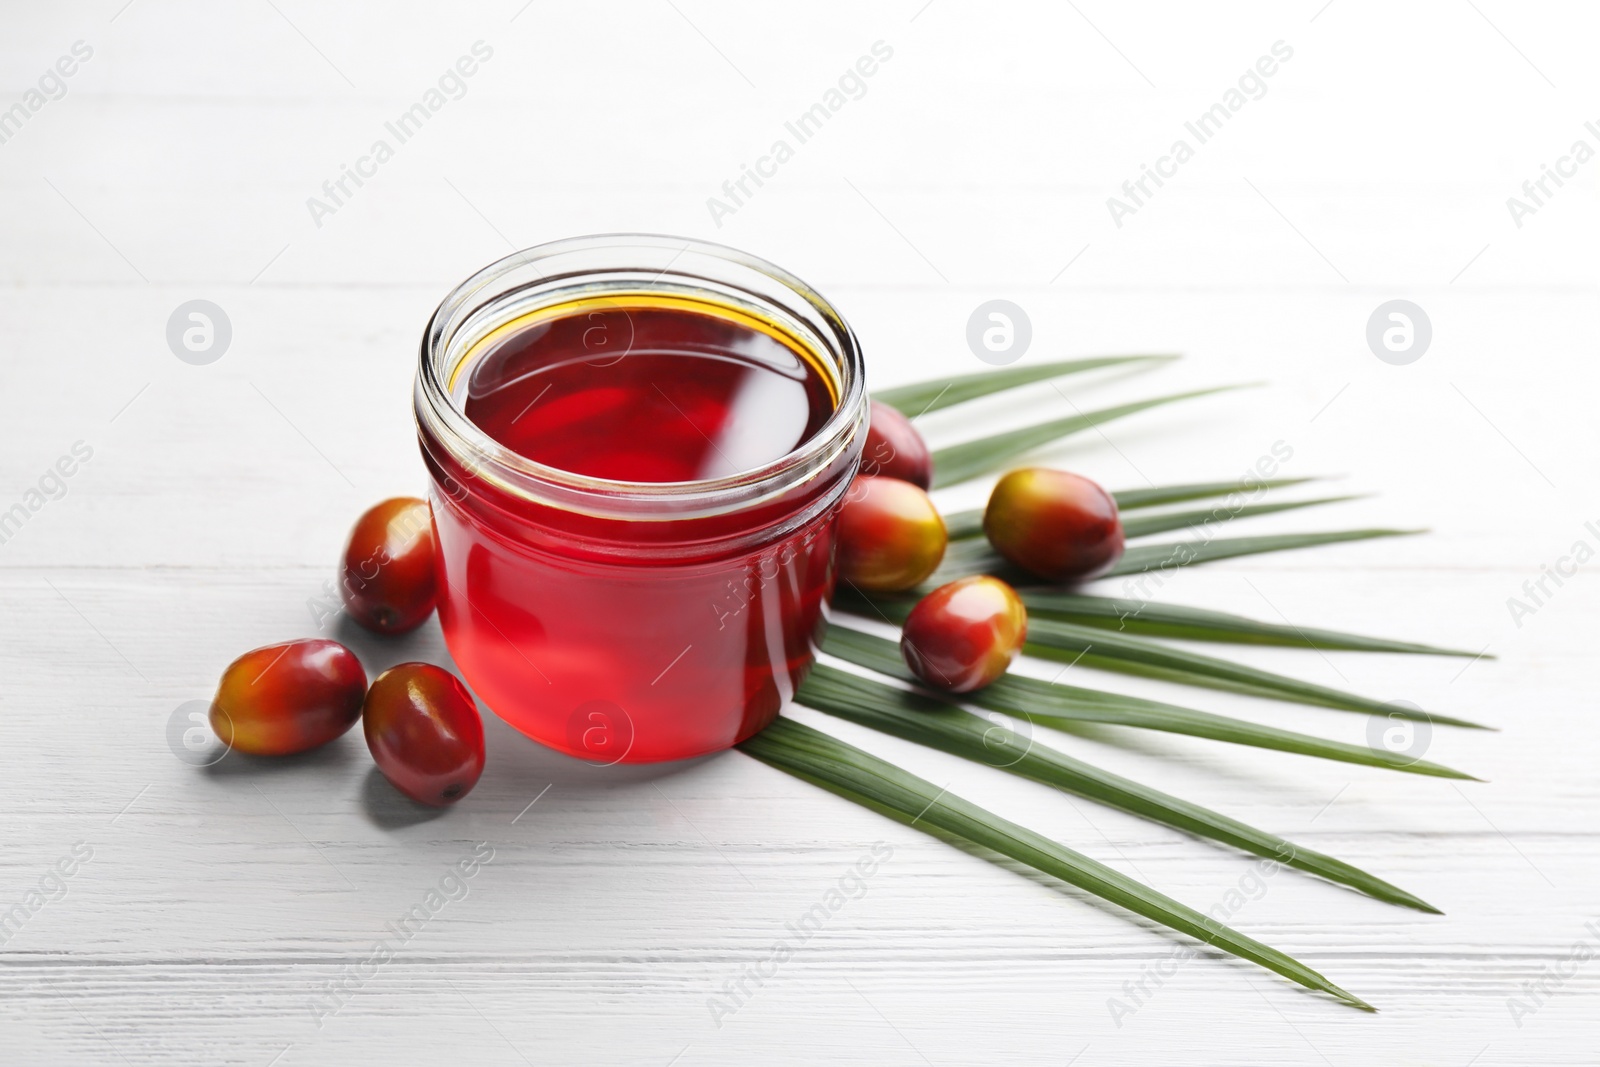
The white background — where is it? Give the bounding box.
[1,1,1596,1063]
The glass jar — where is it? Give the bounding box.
[415,235,866,763]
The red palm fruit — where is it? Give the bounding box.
[900,576,1027,692]
[210,639,366,756]
[984,468,1124,581]
[861,399,933,488]
[363,663,485,806]
[836,475,947,592]
[340,497,437,634]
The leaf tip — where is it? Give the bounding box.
[1383,886,1446,914]
[1420,763,1484,782]
[1327,984,1379,1012]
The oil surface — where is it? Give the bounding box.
[460,295,837,483]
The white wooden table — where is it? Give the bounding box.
[2,1,1596,1062]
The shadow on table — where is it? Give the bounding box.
[190,614,725,833]
[358,765,452,828]
[200,737,359,779]
[353,711,723,832]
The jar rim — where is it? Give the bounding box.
[415,234,867,521]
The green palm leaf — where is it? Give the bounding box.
[739,716,1375,1009]
[1020,592,1486,658]
[797,664,1444,909]
[1114,477,1319,510]
[942,509,989,540]
[1120,496,1362,538]
[1022,617,1488,729]
[872,355,1177,416]
[1107,529,1421,577]
[943,494,1358,542]
[903,529,1418,590]
[945,477,1325,541]
[930,386,1246,488]
[910,536,1038,586]
[818,626,1477,780]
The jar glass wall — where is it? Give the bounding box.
[415,235,866,763]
